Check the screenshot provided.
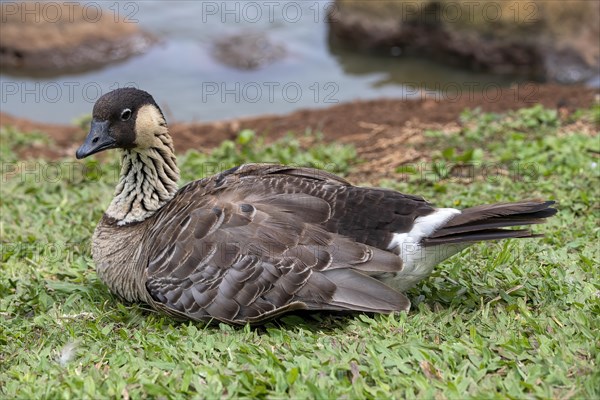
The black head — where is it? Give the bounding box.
[76,88,165,159]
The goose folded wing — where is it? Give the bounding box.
[144,168,409,324]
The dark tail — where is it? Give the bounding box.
[422,200,557,246]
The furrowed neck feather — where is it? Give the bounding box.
[106,129,180,225]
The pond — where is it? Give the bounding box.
[0,1,524,124]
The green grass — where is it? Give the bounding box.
[1,105,598,399]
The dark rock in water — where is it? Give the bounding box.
[545,48,597,84]
[0,2,154,75]
[212,31,286,70]
[327,0,599,84]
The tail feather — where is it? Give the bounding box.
[429,217,547,237]
[422,200,556,246]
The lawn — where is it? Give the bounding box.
[1,105,598,399]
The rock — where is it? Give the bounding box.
[0,2,154,74]
[212,31,286,70]
[327,0,599,84]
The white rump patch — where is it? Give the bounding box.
[385,208,462,292]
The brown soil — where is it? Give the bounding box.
[1,83,597,182]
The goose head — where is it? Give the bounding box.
[76,88,179,225]
[76,88,167,159]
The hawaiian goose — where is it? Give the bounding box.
[76,88,556,324]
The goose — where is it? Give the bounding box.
[76,88,556,325]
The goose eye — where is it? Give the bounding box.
[120,109,132,121]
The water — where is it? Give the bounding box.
[0,1,523,124]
